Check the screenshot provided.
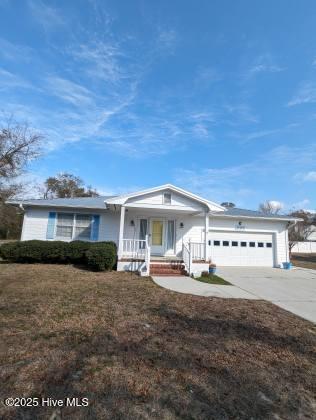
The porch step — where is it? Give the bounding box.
[150,263,187,276]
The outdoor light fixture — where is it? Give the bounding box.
[179,222,184,229]
[130,220,135,227]
[238,221,242,226]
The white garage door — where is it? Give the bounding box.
[209,231,275,267]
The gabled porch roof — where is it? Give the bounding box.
[105,184,225,212]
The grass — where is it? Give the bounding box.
[1,264,316,419]
[291,253,316,270]
[196,273,231,285]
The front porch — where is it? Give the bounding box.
[113,200,210,276]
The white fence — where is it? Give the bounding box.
[291,241,316,253]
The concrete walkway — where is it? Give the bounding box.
[152,276,258,299]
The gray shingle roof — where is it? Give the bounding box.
[212,207,296,220]
[7,196,115,209]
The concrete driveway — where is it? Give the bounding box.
[218,267,316,323]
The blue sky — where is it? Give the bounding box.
[0,0,316,211]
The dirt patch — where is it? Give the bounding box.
[1,264,315,419]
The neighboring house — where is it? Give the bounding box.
[7,184,298,275]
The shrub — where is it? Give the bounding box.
[0,240,118,271]
[0,241,21,261]
[66,241,92,264]
[85,242,117,271]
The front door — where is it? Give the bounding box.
[150,219,164,255]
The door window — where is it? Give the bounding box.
[166,220,175,250]
[152,221,163,245]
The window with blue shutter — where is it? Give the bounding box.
[46,212,56,239]
[91,215,100,241]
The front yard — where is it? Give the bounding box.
[291,252,316,270]
[1,264,315,419]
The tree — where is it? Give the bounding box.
[44,173,99,198]
[0,118,42,181]
[258,200,283,215]
[288,210,315,253]
[0,117,42,239]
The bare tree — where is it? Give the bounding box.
[258,200,283,215]
[0,117,43,238]
[0,118,42,181]
[288,210,315,254]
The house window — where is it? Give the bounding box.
[249,242,256,247]
[266,242,272,248]
[214,240,220,246]
[223,241,229,246]
[163,192,172,204]
[241,241,247,247]
[258,242,264,248]
[75,215,92,240]
[232,241,238,247]
[56,213,74,239]
[56,213,93,240]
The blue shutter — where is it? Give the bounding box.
[91,215,100,241]
[46,212,56,239]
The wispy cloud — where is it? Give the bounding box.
[0,68,34,90]
[45,76,95,106]
[288,81,316,106]
[28,0,64,28]
[173,144,316,206]
[294,171,316,182]
[0,38,33,61]
[245,53,284,78]
[156,29,178,53]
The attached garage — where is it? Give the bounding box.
[209,231,275,267]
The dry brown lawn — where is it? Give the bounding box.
[291,253,316,270]
[1,264,316,420]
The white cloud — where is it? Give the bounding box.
[157,29,178,53]
[173,144,316,206]
[0,68,34,90]
[288,82,316,106]
[295,171,316,182]
[246,54,284,78]
[28,0,64,28]
[45,76,95,107]
[0,38,33,62]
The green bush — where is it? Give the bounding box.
[66,240,92,263]
[0,241,21,261]
[85,243,117,271]
[0,240,117,271]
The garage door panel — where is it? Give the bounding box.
[209,231,274,267]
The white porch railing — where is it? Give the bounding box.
[122,238,147,258]
[189,241,206,261]
[121,236,151,275]
[182,242,192,275]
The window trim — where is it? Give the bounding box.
[55,212,94,241]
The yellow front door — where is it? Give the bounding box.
[151,220,164,254]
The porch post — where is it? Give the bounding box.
[118,205,126,259]
[204,211,209,261]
